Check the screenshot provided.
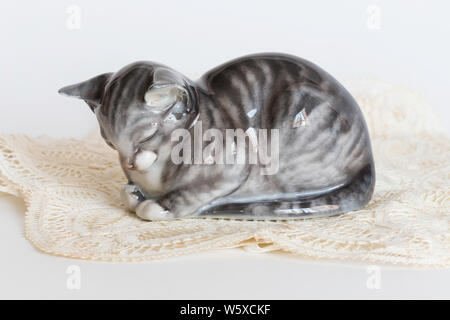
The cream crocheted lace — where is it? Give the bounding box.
[0,79,449,267]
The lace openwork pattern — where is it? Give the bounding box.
[0,79,448,266]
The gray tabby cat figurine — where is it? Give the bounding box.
[59,53,375,221]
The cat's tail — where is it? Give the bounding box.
[194,164,375,220]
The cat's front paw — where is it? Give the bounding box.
[121,183,144,212]
[136,200,175,221]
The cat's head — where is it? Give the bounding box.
[59,61,198,172]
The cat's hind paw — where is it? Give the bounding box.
[136,200,175,221]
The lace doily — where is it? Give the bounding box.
[0,79,448,267]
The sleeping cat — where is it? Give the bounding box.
[59,53,375,220]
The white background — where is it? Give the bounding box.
[0,0,449,299]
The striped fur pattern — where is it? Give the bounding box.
[59,53,375,220]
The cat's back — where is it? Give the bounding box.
[201,52,319,80]
[199,53,337,93]
[196,53,362,129]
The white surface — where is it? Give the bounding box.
[0,0,449,299]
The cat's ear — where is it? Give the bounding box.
[144,84,189,114]
[58,72,113,112]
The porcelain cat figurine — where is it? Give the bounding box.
[59,53,375,220]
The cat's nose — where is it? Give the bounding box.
[123,163,135,170]
[120,155,136,170]
[121,158,134,170]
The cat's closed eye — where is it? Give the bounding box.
[138,134,156,146]
[137,126,158,147]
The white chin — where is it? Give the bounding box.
[134,150,158,171]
